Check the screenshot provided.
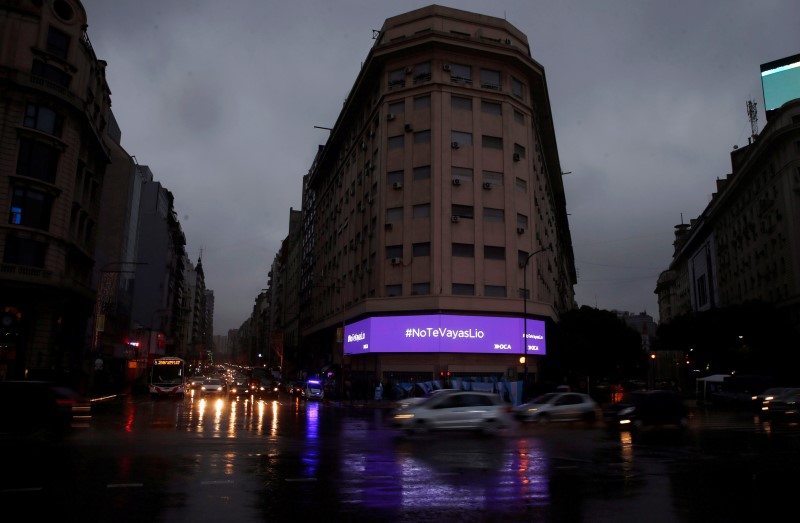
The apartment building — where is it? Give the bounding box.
[296,5,577,393]
[656,98,800,329]
[0,0,111,383]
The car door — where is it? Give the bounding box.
[553,393,582,421]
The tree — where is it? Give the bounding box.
[548,306,647,388]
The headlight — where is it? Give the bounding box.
[394,413,415,420]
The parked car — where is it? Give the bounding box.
[603,390,689,432]
[0,381,91,443]
[390,389,512,435]
[200,378,226,394]
[303,379,324,400]
[512,392,599,424]
[761,388,800,423]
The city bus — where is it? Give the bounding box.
[149,356,186,398]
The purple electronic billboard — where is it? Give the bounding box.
[343,314,546,356]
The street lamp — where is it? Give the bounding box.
[521,244,552,400]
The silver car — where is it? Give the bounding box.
[390,390,512,435]
[200,378,226,394]
[513,392,599,424]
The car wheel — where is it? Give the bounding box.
[537,414,550,425]
[412,420,429,435]
[582,410,597,423]
[481,419,503,435]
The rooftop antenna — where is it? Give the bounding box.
[746,100,758,140]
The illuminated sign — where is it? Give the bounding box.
[761,53,800,115]
[154,359,182,366]
[343,314,546,356]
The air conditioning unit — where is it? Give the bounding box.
[482,182,492,190]
[360,141,367,150]
[451,215,460,223]
[505,38,512,44]
[451,141,460,149]
[387,113,396,121]
[516,227,525,234]
[392,181,403,189]
[384,223,392,230]
[391,257,402,265]
[405,66,413,75]
[442,64,451,72]
[452,178,461,186]
[513,153,521,162]
[404,123,413,132]
[368,129,375,137]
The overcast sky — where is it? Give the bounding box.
[80,0,799,333]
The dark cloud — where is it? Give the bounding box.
[81,0,800,331]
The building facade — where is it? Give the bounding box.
[656,98,800,330]
[294,6,577,396]
[0,0,111,385]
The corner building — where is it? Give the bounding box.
[300,5,576,394]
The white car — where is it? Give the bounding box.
[303,379,324,400]
[512,392,599,424]
[200,378,226,394]
[390,389,512,435]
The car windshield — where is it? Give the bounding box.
[528,393,559,405]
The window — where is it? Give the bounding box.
[413,61,431,82]
[387,170,404,184]
[452,166,473,182]
[388,135,404,149]
[451,131,472,145]
[31,60,71,88]
[412,282,431,295]
[515,177,527,192]
[696,274,708,307]
[514,109,525,124]
[46,26,70,59]
[514,143,526,158]
[450,63,472,84]
[484,245,505,260]
[388,69,405,88]
[414,130,431,144]
[512,77,524,99]
[413,165,431,180]
[17,138,59,183]
[516,213,529,229]
[2,234,46,268]
[483,207,504,222]
[480,69,501,89]
[389,101,405,114]
[24,104,63,137]
[483,170,503,185]
[413,203,430,217]
[482,135,503,149]
[386,207,403,222]
[386,245,403,258]
[10,187,52,230]
[481,100,502,115]
[385,284,402,297]
[452,204,474,219]
[451,96,472,111]
[413,242,431,256]
[452,283,475,296]
[484,285,506,297]
[518,250,529,268]
[452,243,474,257]
[413,95,431,109]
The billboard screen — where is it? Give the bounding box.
[761,53,800,113]
[343,314,546,356]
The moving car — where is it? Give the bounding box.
[303,379,324,400]
[188,375,205,389]
[512,392,599,424]
[390,389,512,435]
[0,381,91,443]
[200,378,226,394]
[603,389,689,431]
[761,388,800,423]
[228,377,250,397]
